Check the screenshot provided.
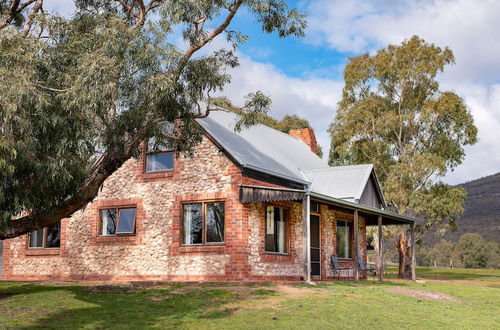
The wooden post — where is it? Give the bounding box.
[377,215,383,282]
[353,210,359,281]
[410,222,416,281]
[302,197,308,282]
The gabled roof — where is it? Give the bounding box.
[196,111,386,207]
[302,165,386,207]
[196,111,327,184]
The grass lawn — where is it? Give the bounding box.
[0,267,498,329]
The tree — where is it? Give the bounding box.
[328,36,478,278]
[0,0,306,239]
[455,233,489,268]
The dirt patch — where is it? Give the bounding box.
[386,287,460,302]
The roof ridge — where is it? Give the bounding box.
[304,164,373,173]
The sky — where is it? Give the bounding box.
[45,0,500,185]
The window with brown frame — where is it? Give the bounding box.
[182,201,225,245]
[336,219,352,259]
[265,205,289,254]
[145,122,175,173]
[100,207,137,236]
[28,221,61,249]
[145,151,174,173]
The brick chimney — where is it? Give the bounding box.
[289,128,318,153]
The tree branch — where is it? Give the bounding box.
[0,0,36,30]
[20,0,43,37]
[172,0,244,78]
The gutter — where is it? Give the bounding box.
[241,163,311,186]
[309,191,415,223]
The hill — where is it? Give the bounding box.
[423,172,500,245]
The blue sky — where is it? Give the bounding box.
[47,0,500,185]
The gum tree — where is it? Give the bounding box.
[0,0,306,239]
[328,36,477,278]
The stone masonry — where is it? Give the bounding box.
[1,133,366,282]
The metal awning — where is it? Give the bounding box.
[239,185,306,203]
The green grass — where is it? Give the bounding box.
[0,267,499,329]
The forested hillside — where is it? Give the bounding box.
[424,172,500,244]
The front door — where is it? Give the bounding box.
[310,214,320,276]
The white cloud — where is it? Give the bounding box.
[444,83,500,184]
[307,0,500,83]
[221,55,343,159]
[305,0,500,183]
[44,0,76,17]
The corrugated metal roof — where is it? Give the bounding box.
[302,164,374,201]
[196,111,327,184]
[196,112,386,207]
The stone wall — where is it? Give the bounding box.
[1,133,367,283]
[2,135,243,282]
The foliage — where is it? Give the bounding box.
[0,0,307,239]
[328,36,478,277]
[454,233,490,268]
[413,233,499,269]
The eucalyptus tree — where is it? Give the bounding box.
[0,0,306,239]
[328,36,477,278]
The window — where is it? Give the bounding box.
[100,207,137,236]
[183,202,225,245]
[145,122,175,173]
[265,206,288,254]
[28,221,61,248]
[145,152,174,172]
[336,220,351,259]
[310,201,320,214]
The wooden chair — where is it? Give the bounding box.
[357,257,377,279]
[331,255,353,280]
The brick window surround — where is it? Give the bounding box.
[173,192,229,254]
[22,219,67,257]
[141,142,176,180]
[90,198,145,246]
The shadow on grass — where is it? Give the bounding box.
[0,283,240,328]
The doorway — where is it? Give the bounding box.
[310,214,320,276]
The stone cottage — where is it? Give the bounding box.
[1,112,415,283]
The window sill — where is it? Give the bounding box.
[265,252,290,256]
[25,248,60,256]
[179,245,226,253]
[142,170,174,180]
[92,235,137,245]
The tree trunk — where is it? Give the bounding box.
[0,140,142,240]
[397,231,412,279]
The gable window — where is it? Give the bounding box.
[145,122,175,173]
[100,207,137,236]
[28,221,61,248]
[183,202,225,245]
[145,151,174,172]
[336,220,351,259]
[265,206,288,254]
